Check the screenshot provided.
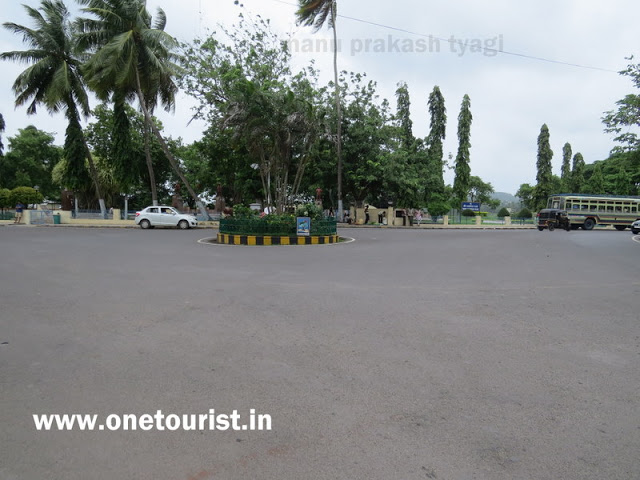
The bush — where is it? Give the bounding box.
[294,202,323,220]
[497,207,511,218]
[516,208,532,219]
[461,209,476,217]
[231,204,258,219]
[0,188,11,211]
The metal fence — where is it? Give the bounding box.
[72,209,112,220]
[30,210,55,225]
[220,217,337,236]
[0,212,15,221]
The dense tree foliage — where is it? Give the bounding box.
[425,86,448,214]
[560,142,572,192]
[534,124,554,210]
[452,94,472,208]
[603,58,640,153]
[0,126,61,198]
[1,0,105,211]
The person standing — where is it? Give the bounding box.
[364,205,370,224]
[14,202,24,224]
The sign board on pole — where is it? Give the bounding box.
[296,217,310,236]
[462,202,481,212]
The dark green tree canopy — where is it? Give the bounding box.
[453,94,472,206]
[603,58,640,153]
[534,123,554,209]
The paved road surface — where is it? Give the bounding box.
[1,227,638,480]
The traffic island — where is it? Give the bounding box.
[217,215,339,246]
[216,233,340,245]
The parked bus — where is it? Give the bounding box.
[541,194,640,230]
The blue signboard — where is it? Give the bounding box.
[296,217,311,236]
[462,202,480,211]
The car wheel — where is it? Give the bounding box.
[178,219,189,230]
[583,218,595,230]
[614,225,627,231]
[632,229,640,235]
[140,219,151,229]
[537,226,544,231]
[548,223,555,231]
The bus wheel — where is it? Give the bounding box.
[614,225,627,231]
[583,218,595,230]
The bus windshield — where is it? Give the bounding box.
[547,197,565,209]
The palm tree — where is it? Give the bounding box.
[75,0,208,218]
[1,0,107,216]
[296,0,343,218]
[0,113,5,155]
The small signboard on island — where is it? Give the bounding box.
[296,217,311,236]
[462,202,481,212]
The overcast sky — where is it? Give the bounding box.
[1,0,638,194]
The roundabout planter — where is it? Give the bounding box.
[217,217,338,246]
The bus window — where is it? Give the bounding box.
[615,205,622,212]
[566,201,572,209]
[581,204,589,211]
[607,205,614,212]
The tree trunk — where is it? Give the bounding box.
[143,116,158,206]
[82,139,106,218]
[134,72,209,220]
[332,3,343,221]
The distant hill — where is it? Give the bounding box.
[491,192,518,204]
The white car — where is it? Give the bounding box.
[631,219,640,235]
[135,206,198,229]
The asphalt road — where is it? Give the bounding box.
[1,226,639,480]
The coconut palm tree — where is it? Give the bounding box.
[1,0,107,216]
[75,0,208,218]
[296,0,343,218]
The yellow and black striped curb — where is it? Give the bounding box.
[217,233,340,245]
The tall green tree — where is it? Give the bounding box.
[340,73,391,206]
[425,86,447,213]
[515,183,535,210]
[181,15,320,212]
[602,58,640,153]
[76,0,208,218]
[84,103,173,202]
[560,142,572,191]
[534,124,553,210]
[571,153,586,193]
[0,113,5,156]
[614,165,632,195]
[587,162,606,194]
[395,82,414,152]
[1,0,106,214]
[468,175,495,207]
[296,0,344,219]
[0,126,62,198]
[452,94,472,208]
